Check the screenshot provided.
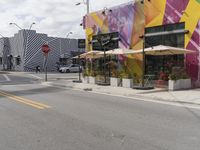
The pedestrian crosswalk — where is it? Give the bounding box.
[0,74,11,82]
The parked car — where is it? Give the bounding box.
[59,64,82,73]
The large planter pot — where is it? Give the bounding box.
[89,76,96,84]
[182,78,191,89]
[168,80,180,91]
[110,77,121,87]
[82,76,89,84]
[168,79,191,91]
[122,78,133,88]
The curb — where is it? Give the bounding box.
[42,81,200,106]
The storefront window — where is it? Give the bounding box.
[145,22,185,79]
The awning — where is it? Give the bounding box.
[132,45,195,55]
[98,48,138,55]
[73,48,138,58]
[73,50,103,59]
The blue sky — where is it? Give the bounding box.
[0,0,132,39]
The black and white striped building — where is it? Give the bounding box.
[0,30,82,72]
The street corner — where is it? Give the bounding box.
[41,81,53,86]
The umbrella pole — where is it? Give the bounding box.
[109,55,111,77]
[78,48,81,82]
[103,46,106,83]
[142,36,145,87]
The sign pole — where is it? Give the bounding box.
[78,48,81,82]
[45,54,48,81]
[41,44,50,82]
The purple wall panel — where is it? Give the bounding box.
[186,20,200,83]
[163,0,189,24]
[108,4,135,48]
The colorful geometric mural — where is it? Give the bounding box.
[145,0,200,86]
[85,1,144,77]
[108,3,135,49]
[85,0,200,87]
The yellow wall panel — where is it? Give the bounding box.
[180,0,200,47]
[145,0,166,27]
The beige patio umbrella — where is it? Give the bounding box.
[84,50,103,59]
[133,45,195,55]
[138,45,195,88]
[99,48,138,55]
[73,50,103,59]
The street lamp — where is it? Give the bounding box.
[0,33,6,70]
[66,32,73,38]
[29,22,36,30]
[9,22,36,70]
[66,31,73,53]
[73,38,83,83]
[9,22,36,30]
[0,33,4,38]
[66,31,73,59]
[9,23,23,30]
[75,0,90,14]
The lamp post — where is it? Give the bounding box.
[0,34,11,70]
[99,39,109,84]
[29,22,36,30]
[75,0,90,82]
[0,34,4,38]
[66,32,73,53]
[73,47,82,83]
[73,38,84,83]
[9,23,23,30]
[0,34,6,70]
[9,22,36,70]
[141,35,145,88]
[9,22,36,30]
[66,32,73,38]
[75,0,90,14]
[93,34,119,84]
[58,32,73,68]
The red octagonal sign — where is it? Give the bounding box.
[42,44,50,54]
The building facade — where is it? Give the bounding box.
[84,0,200,87]
[0,30,81,72]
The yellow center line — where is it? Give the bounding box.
[0,91,51,108]
[0,91,51,110]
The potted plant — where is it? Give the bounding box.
[106,61,120,87]
[82,70,89,83]
[168,68,191,91]
[110,70,121,87]
[156,71,169,88]
[168,73,180,90]
[180,71,191,89]
[119,71,133,88]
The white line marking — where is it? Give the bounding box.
[28,74,42,79]
[3,74,11,81]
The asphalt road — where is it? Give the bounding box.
[0,72,200,150]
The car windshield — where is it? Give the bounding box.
[60,64,70,67]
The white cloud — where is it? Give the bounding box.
[0,0,132,39]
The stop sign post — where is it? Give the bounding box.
[42,44,50,81]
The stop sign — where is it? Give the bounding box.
[42,44,50,54]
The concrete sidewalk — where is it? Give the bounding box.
[44,80,200,106]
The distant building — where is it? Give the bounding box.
[0,30,84,71]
